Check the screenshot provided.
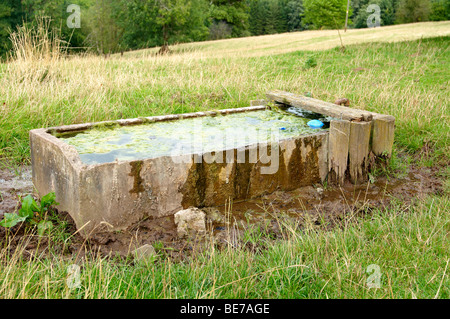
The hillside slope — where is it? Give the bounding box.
[125,21,450,58]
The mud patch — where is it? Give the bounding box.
[214,166,443,236]
[0,167,34,219]
[0,164,444,260]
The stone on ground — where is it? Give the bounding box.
[174,207,206,238]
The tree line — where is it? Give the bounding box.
[0,0,448,57]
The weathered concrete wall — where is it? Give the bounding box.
[75,155,194,233]
[30,129,82,224]
[180,133,328,208]
[30,107,328,236]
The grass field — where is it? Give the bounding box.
[1,21,449,166]
[127,21,450,58]
[0,22,449,299]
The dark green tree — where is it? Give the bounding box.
[119,0,160,49]
[84,0,124,54]
[262,0,277,34]
[209,0,250,37]
[351,0,369,21]
[429,0,450,21]
[274,0,288,33]
[303,0,352,29]
[182,0,209,42]
[353,0,397,28]
[248,0,264,35]
[0,0,19,58]
[154,0,191,53]
[119,0,208,50]
[248,0,293,35]
[286,0,304,31]
[395,0,431,23]
[19,0,91,50]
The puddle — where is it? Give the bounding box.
[0,167,34,217]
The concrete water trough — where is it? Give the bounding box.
[30,90,394,235]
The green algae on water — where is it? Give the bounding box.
[59,110,326,164]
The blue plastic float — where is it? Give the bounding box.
[307,120,324,129]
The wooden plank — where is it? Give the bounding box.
[348,121,371,184]
[266,90,373,122]
[328,120,351,185]
[371,114,395,157]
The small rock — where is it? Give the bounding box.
[174,207,206,238]
[134,244,157,263]
[316,187,324,199]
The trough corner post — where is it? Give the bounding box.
[328,119,351,186]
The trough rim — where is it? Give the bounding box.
[29,105,331,170]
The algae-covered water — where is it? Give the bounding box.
[58,109,326,164]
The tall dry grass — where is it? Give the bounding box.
[7,17,68,84]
